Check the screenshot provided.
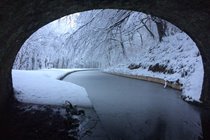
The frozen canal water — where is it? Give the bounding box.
[63,71,203,140]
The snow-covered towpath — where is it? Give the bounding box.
[12,69,92,107]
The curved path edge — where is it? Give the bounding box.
[104,71,204,106]
[104,71,182,90]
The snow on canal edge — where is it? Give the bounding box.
[12,69,92,107]
[104,32,204,103]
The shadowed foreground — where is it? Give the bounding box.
[0,101,82,140]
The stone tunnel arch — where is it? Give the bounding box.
[0,0,210,110]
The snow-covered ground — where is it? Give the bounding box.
[104,32,204,102]
[12,69,92,107]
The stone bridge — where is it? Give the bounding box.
[0,0,210,110]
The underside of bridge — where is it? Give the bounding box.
[0,0,210,110]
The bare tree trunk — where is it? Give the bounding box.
[152,17,167,42]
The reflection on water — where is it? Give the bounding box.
[64,71,204,140]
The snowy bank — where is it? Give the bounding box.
[12,69,92,107]
[104,32,204,103]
